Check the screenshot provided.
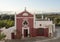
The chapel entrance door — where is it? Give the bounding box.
[24,29,28,37]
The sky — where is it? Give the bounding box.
[0,0,60,13]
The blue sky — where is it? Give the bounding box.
[0,0,60,13]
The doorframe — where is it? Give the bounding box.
[22,27,29,38]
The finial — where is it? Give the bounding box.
[25,7,26,11]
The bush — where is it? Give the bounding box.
[5,20,14,29]
[0,20,14,29]
[0,20,6,28]
[0,33,6,40]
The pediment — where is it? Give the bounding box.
[16,10,33,17]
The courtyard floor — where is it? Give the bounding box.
[5,36,50,42]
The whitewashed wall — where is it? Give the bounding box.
[1,26,16,40]
[34,21,53,28]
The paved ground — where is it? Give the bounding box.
[5,37,60,42]
[55,26,60,37]
[5,36,50,42]
[41,37,60,42]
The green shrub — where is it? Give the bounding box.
[0,33,6,40]
[0,20,14,29]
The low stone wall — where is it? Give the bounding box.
[0,40,5,42]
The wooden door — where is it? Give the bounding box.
[24,29,28,37]
[11,33,15,39]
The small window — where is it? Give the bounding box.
[23,20,28,26]
[40,24,42,26]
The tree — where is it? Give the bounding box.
[0,20,6,28]
[10,15,15,20]
[0,20,14,29]
[56,19,60,23]
[1,14,10,20]
[5,20,14,28]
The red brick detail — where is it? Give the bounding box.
[28,18,34,28]
[16,18,22,39]
[44,28,48,37]
[36,28,44,36]
[16,29,22,39]
[30,28,36,37]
